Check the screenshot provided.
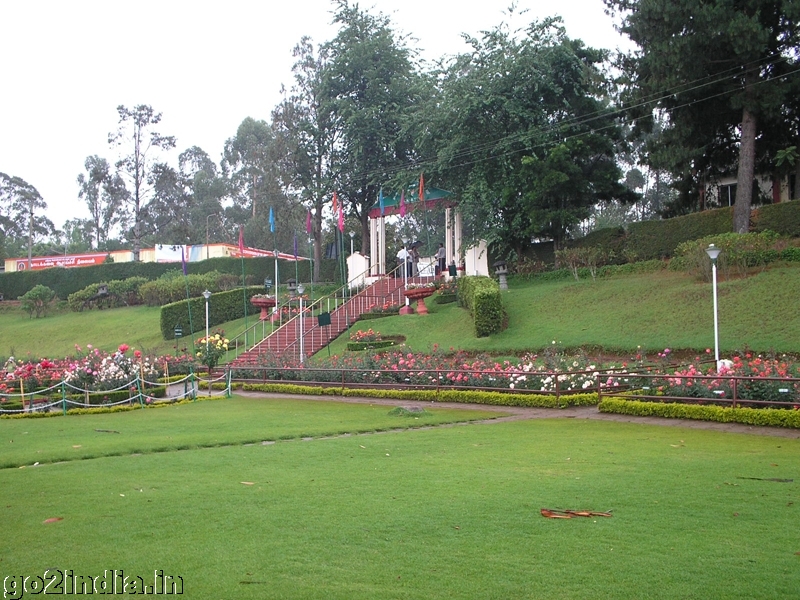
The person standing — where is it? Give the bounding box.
[436,243,446,277]
[410,245,420,276]
[396,246,410,278]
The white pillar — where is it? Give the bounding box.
[379,216,386,275]
[370,218,379,276]
[454,210,463,266]
[445,207,454,272]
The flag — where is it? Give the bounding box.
[379,187,384,216]
[293,231,298,259]
[399,190,406,218]
[305,209,312,235]
[419,173,425,203]
[338,196,344,232]
[238,225,245,254]
[269,207,275,233]
[181,245,187,276]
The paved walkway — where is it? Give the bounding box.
[236,390,800,439]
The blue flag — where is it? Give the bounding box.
[269,207,275,233]
[379,187,384,216]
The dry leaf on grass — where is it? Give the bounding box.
[43,517,63,524]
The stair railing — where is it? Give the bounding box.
[226,262,398,361]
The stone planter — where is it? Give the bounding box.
[403,287,435,315]
[250,296,276,320]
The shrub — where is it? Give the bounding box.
[671,231,782,280]
[599,397,800,429]
[19,284,56,318]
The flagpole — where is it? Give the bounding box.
[181,246,196,356]
[239,226,248,351]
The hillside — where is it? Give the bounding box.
[1,264,798,361]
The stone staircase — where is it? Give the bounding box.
[230,275,426,365]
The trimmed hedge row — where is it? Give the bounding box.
[238,382,598,408]
[346,340,396,351]
[0,255,339,301]
[599,397,800,429]
[159,287,265,340]
[457,276,504,337]
[556,201,800,266]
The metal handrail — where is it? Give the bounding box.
[226,262,401,360]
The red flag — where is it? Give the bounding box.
[419,173,424,203]
[338,197,344,232]
[399,190,406,218]
[238,225,245,255]
[305,209,312,235]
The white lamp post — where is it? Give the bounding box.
[203,290,212,354]
[297,283,305,363]
[349,230,355,255]
[705,244,721,371]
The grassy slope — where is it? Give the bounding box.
[332,265,800,356]
[1,264,798,360]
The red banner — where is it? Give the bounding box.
[13,253,109,271]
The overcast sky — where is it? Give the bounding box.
[0,0,631,229]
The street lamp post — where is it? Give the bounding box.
[206,214,218,260]
[297,283,305,363]
[349,230,355,255]
[203,290,211,354]
[705,244,721,371]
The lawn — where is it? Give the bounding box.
[3,264,800,362]
[1,399,798,599]
[332,266,800,356]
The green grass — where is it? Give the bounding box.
[0,396,500,469]
[3,264,799,360]
[1,403,798,598]
[335,266,800,356]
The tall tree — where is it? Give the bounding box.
[108,104,176,260]
[222,117,300,251]
[76,155,127,248]
[323,0,422,252]
[421,17,632,255]
[0,172,54,265]
[273,37,340,281]
[178,146,227,246]
[606,0,800,232]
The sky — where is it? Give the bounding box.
[0,0,631,230]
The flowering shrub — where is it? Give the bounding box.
[437,280,458,295]
[349,329,382,343]
[1,344,160,394]
[367,302,401,314]
[626,351,800,405]
[406,282,436,290]
[196,330,229,369]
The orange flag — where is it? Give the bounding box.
[418,173,425,203]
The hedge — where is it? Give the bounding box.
[0,255,339,301]
[751,200,800,236]
[346,340,396,351]
[457,276,504,337]
[599,397,800,429]
[159,286,266,340]
[239,382,598,408]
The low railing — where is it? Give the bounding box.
[0,372,232,415]
[614,371,800,409]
